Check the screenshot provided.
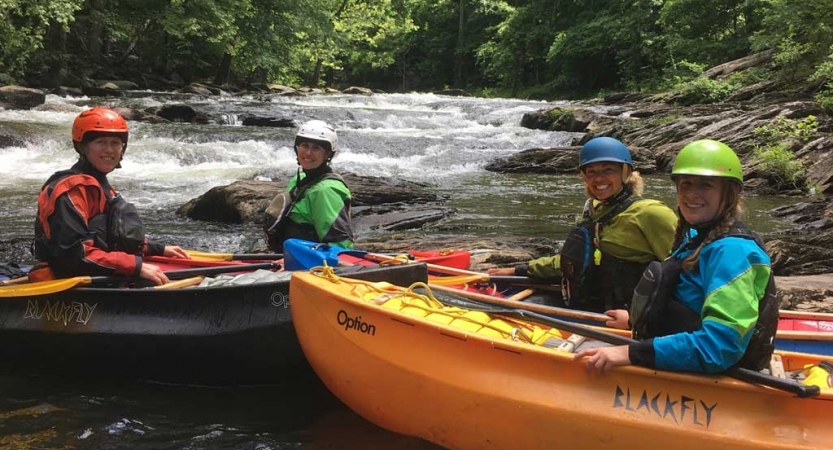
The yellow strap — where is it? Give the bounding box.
[378,254,412,266]
[310,266,533,342]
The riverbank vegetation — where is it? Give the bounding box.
[2,1,833,104]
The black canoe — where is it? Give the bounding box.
[0,264,428,385]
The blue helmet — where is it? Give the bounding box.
[579,137,633,169]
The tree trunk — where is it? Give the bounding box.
[45,22,67,88]
[326,66,335,88]
[214,52,233,85]
[115,19,152,65]
[88,0,106,61]
[310,57,323,87]
[454,0,465,88]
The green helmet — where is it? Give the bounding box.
[671,139,743,183]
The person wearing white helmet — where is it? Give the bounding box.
[264,120,354,251]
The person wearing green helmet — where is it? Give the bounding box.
[489,137,678,315]
[575,139,778,374]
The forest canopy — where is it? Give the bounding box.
[2,0,832,103]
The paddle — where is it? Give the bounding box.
[0,262,280,298]
[356,252,558,288]
[414,286,821,398]
[418,287,820,399]
[185,250,283,261]
[428,283,611,324]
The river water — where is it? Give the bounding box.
[0,92,805,449]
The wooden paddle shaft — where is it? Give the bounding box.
[363,252,559,289]
[153,276,205,290]
[506,288,535,302]
[427,284,611,323]
[0,276,31,285]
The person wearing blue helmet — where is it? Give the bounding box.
[489,136,677,317]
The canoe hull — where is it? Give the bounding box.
[290,272,833,450]
[0,264,427,385]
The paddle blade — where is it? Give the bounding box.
[0,276,93,297]
[184,250,233,262]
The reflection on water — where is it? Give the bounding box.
[0,374,444,450]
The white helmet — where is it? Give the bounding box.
[295,120,338,153]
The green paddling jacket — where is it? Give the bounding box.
[519,198,677,311]
[285,170,354,249]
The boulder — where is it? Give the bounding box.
[342,86,373,95]
[156,104,198,122]
[485,145,659,174]
[81,85,123,97]
[182,84,213,95]
[776,274,833,312]
[241,115,296,128]
[0,85,46,110]
[177,175,443,224]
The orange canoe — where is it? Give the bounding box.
[290,270,833,450]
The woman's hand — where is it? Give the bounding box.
[604,309,630,329]
[163,246,190,259]
[139,262,170,285]
[573,345,631,375]
[487,267,515,276]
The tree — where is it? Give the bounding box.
[0,0,84,78]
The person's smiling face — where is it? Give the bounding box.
[83,136,124,173]
[675,175,724,225]
[581,162,624,200]
[296,140,331,171]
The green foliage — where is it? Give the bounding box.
[673,76,739,104]
[648,114,681,126]
[0,0,84,77]
[753,143,806,188]
[660,0,765,66]
[811,46,833,113]
[2,0,833,98]
[545,107,575,126]
[752,0,833,80]
[752,116,817,189]
[772,36,813,78]
[723,66,767,86]
[816,91,833,114]
[754,116,818,144]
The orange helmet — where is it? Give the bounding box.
[72,107,129,153]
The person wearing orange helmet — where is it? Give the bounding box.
[31,107,189,285]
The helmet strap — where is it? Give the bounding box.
[603,185,632,206]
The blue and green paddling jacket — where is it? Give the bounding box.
[629,231,772,373]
